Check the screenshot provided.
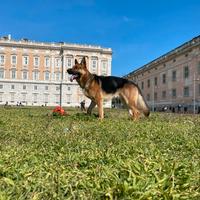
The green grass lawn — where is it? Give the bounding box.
[0,107,199,200]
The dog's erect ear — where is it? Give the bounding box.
[81,57,86,66]
[75,59,79,65]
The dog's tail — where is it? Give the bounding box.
[137,89,150,117]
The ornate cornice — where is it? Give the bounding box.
[0,38,112,55]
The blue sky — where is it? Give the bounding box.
[1,0,200,76]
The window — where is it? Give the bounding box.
[22,93,26,103]
[101,61,107,75]
[45,57,50,68]
[91,59,97,73]
[44,72,50,80]
[33,94,37,103]
[162,91,166,99]
[0,69,4,79]
[67,86,71,91]
[147,79,150,88]
[0,84,3,89]
[10,93,15,103]
[199,84,200,96]
[103,99,108,106]
[44,94,49,103]
[22,71,28,80]
[65,72,70,81]
[66,94,71,104]
[154,77,157,86]
[141,81,144,90]
[0,55,5,65]
[55,58,60,68]
[147,94,150,101]
[172,70,176,81]
[11,55,17,65]
[184,86,189,97]
[56,86,60,91]
[11,70,16,79]
[34,85,37,90]
[184,66,189,79]
[55,72,61,81]
[197,61,200,74]
[172,89,176,98]
[45,86,48,90]
[162,74,166,84]
[33,71,39,80]
[55,94,60,104]
[34,57,40,67]
[0,93,2,102]
[154,92,157,100]
[66,57,72,67]
[23,56,29,65]
[11,85,15,90]
[23,85,26,90]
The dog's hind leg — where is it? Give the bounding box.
[128,96,141,121]
[129,106,141,121]
[87,100,96,115]
[120,92,141,121]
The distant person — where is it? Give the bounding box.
[178,104,182,112]
[4,101,8,107]
[80,100,86,111]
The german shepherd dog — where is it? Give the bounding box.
[67,57,150,120]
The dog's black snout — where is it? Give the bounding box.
[67,68,72,74]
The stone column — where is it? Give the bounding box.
[98,58,101,75]
[51,54,55,81]
[62,54,66,80]
[107,58,112,76]
[88,56,91,72]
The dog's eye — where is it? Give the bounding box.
[74,66,80,70]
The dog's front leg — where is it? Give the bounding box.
[97,99,104,120]
[87,100,96,115]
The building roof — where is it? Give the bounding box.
[0,35,112,54]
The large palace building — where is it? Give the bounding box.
[0,35,112,107]
[126,35,200,113]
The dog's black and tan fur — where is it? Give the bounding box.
[67,57,150,120]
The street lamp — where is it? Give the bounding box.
[152,81,155,112]
[59,45,64,107]
[193,73,200,114]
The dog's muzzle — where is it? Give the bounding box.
[67,69,80,82]
[67,68,74,75]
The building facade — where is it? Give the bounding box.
[0,35,112,107]
[126,35,200,113]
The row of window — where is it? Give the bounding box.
[0,70,77,81]
[146,85,200,101]
[141,66,194,89]
[0,68,108,80]
[0,93,72,104]
[0,54,108,74]
[0,84,72,91]
[0,54,73,68]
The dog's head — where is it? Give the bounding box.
[67,57,88,82]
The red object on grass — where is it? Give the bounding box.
[52,106,65,116]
